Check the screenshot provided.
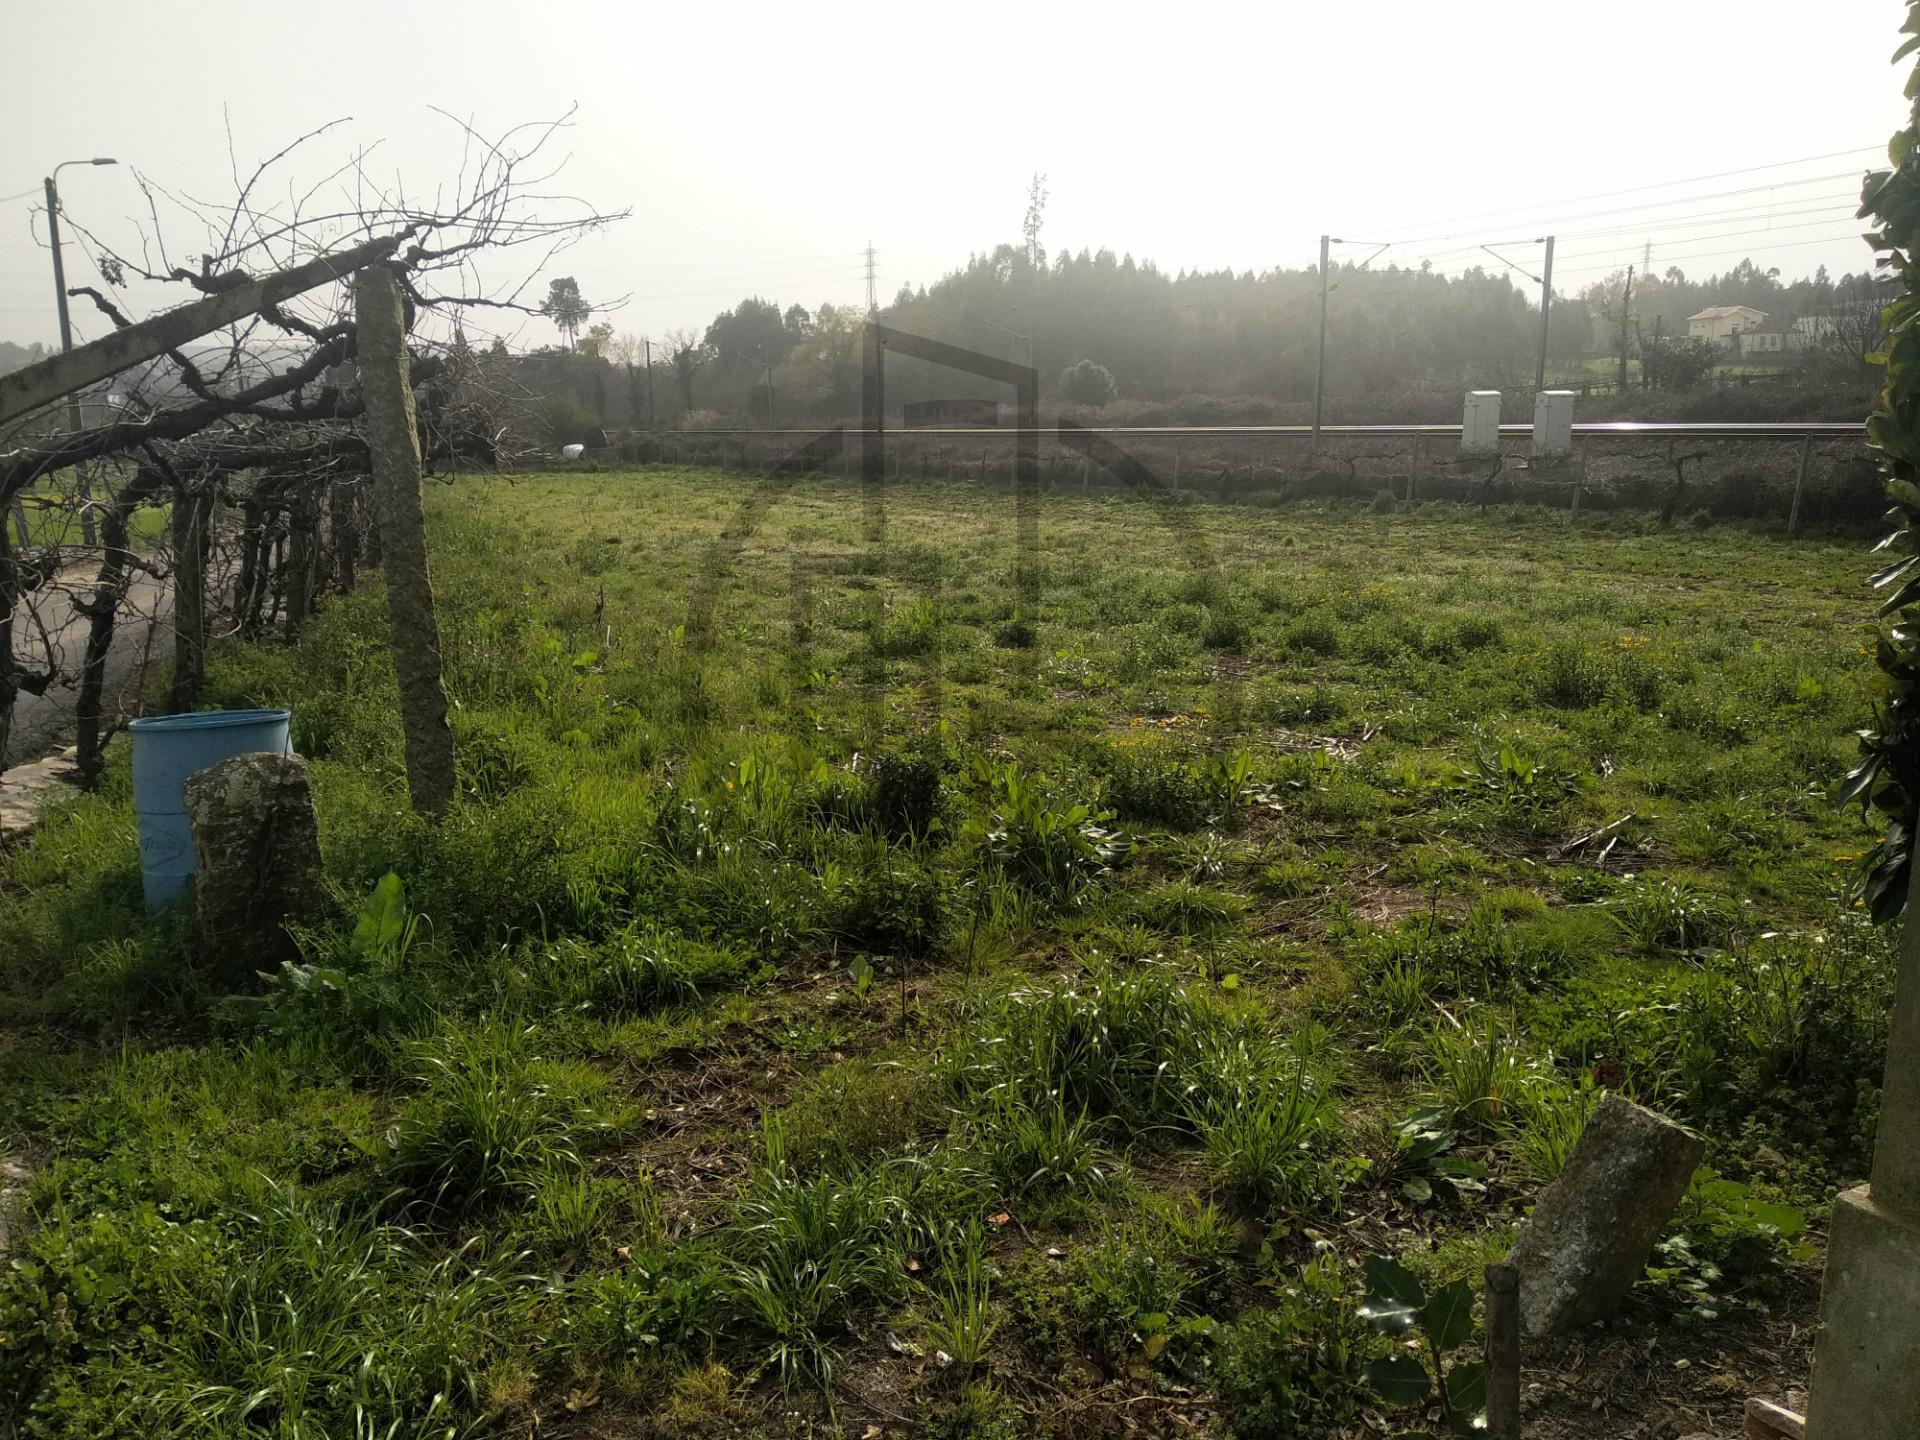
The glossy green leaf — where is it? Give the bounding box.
[1422,1276,1476,1353]
[352,872,408,956]
[1446,1359,1488,1434]
[1367,1353,1433,1406]
[1365,1255,1427,1307]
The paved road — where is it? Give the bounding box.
[8,567,172,763]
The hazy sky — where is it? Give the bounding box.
[0,1,1904,351]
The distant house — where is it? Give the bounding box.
[1735,320,1788,355]
[1687,305,1768,345]
[1789,314,1838,352]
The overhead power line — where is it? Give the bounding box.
[1365,147,1879,246]
[1549,213,1867,266]
[1551,229,1875,281]
[1390,207,1853,276]
[1376,171,1864,253]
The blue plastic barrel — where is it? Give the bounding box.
[129,709,293,911]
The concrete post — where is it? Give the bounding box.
[1805,859,1920,1439]
[354,265,456,817]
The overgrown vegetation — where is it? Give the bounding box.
[0,465,1886,1436]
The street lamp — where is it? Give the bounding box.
[41,157,116,546]
[45,158,117,353]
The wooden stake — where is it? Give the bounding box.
[1485,1261,1522,1440]
[1789,433,1812,535]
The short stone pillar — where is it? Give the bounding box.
[1531,389,1575,461]
[1507,1095,1703,1337]
[1461,390,1501,458]
[1806,863,1920,1439]
[183,751,324,986]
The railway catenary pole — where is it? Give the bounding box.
[1535,235,1556,395]
[1617,264,1635,394]
[1313,234,1331,439]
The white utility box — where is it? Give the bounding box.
[1531,389,1574,460]
[1461,391,1501,457]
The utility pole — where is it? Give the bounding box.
[1617,264,1635,395]
[1535,235,1556,394]
[865,242,879,317]
[643,337,656,428]
[1313,234,1331,438]
[44,158,116,547]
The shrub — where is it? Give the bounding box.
[554,925,755,1014]
[869,752,945,839]
[874,596,944,658]
[722,1153,906,1385]
[1060,359,1117,408]
[1195,1063,1339,1218]
[1283,610,1343,657]
[1101,745,1212,829]
[834,849,947,958]
[1424,1016,1530,1135]
[970,1089,1111,1203]
[1606,874,1735,951]
[580,1241,724,1367]
[992,617,1038,649]
[1356,1254,1487,1434]
[779,1060,935,1172]
[538,391,595,447]
[1068,1225,1213,1370]
[1213,1253,1374,1439]
[971,764,1127,906]
[383,1022,622,1211]
[943,964,1290,1144]
[1647,1169,1812,1322]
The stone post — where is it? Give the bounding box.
[1507,1094,1702,1337]
[1805,862,1920,1439]
[184,752,324,987]
[353,265,456,816]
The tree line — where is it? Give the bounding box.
[528,241,1884,435]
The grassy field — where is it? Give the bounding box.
[0,466,1897,1438]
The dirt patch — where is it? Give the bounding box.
[1519,1274,1817,1439]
